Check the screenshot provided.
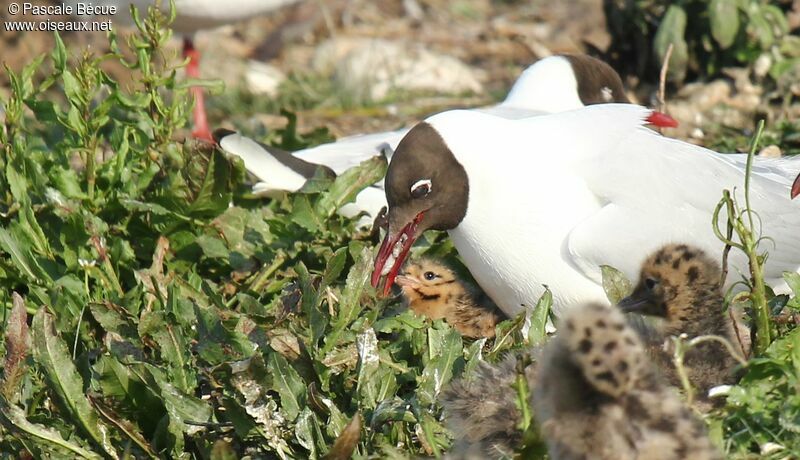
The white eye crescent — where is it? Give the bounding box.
[410,179,432,198]
[601,86,613,102]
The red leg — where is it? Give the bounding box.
[183,37,213,142]
[792,173,800,200]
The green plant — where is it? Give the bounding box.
[0,5,544,458]
[713,120,773,354]
[604,0,800,83]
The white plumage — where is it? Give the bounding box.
[219,56,601,225]
[424,104,800,316]
[65,0,300,33]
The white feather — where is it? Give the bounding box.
[424,104,800,317]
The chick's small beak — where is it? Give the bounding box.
[791,173,799,199]
[618,291,650,314]
[394,275,420,289]
[371,212,425,296]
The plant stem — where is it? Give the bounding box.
[744,120,771,354]
[512,353,533,432]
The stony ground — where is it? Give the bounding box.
[2,0,799,151]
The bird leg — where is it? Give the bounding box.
[182,37,213,142]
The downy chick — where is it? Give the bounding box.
[534,302,721,460]
[441,354,536,459]
[618,244,743,404]
[396,258,505,338]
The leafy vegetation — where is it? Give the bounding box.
[605,0,800,83]
[1,3,799,460]
[0,6,540,459]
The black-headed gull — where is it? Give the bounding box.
[371,104,800,317]
[217,54,629,224]
[67,0,300,141]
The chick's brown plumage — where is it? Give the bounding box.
[619,244,745,405]
[397,258,505,338]
[534,302,721,460]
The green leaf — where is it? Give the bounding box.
[761,4,789,36]
[0,401,101,459]
[748,9,775,48]
[322,247,348,288]
[31,309,118,458]
[53,166,87,199]
[188,149,233,217]
[2,293,30,402]
[295,407,326,458]
[139,311,196,393]
[418,326,463,405]
[322,246,373,354]
[92,398,160,459]
[52,32,67,73]
[0,227,51,283]
[196,235,231,259]
[653,5,689,83]
[337,246,373,327]
[315,155,388,218]
[355,328,391,408]
[291,194,323,232]
[267,351,306,420]
[784,272,800,298]
[709,0,739,49]
[601,265,633,304]
[527,288,552,346]
[6,161,29,205]
[19,203,51,257]
[120,199,179,216]
[141,364,212,451]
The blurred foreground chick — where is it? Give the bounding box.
[534,302,721,460]
[441,355,536,459]
[396,258,505,338]
[619,244,744,404]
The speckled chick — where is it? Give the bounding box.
[441,354,536,459]
[396,258,505,338]
[619,244,744,404]
[534,302,721,460]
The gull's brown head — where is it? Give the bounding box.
[371,122,469,295]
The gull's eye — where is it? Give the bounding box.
[410,179,432,199]
[424,271,436,281]
[645,278,658,291]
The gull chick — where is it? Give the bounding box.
[441,355,535,459]
[619,244,743,404]
[396,258,505,338]
[534,302,721,460]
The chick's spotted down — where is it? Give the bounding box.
[441,355,536,459]
[619,244,744,405]
[396,258,505,338]
[534,303,721,460]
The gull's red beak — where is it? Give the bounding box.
[371,212,424,296]
[792,173,800,200]
[646,111,679,128]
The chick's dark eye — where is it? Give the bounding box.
[645,278,658,290]
[424,271,436,281]
[410,179,432,199]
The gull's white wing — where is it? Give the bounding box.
[294,130,405,177]
[568,125,800,291]
[218,131,308,192]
